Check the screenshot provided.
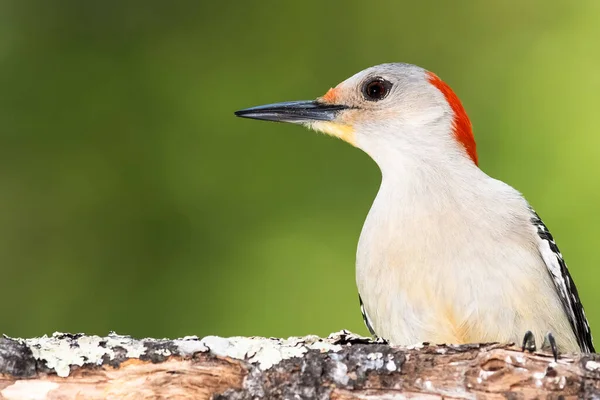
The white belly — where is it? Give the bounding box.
[356,179,578,351]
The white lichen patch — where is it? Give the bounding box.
[309,340,343,353]
[586,360,600,371]
[23,332,150,377]
[155,348,172,357]
[329,360,349,385]
[199,333,350,370]
[367,352,383,361]
[385,360,396,372]
[14,330,374,377]
[200,336,306,370]
[362,352,385,370]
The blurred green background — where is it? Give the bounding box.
[1,1,599,340]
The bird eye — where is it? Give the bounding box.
[362,78,392,102]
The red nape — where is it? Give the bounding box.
[427,72,478,165]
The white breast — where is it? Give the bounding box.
[356,164,578,351]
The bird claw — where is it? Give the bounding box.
[521,331,559,361]
[522,330,536,352]
[542,332,559,362]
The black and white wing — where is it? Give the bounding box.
[531,209,595,353]
[359,295,377,336]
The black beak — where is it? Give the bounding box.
[234,100,348,124]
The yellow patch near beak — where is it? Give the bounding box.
[309,121,356,146]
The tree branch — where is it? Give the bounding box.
[0,331,599,399]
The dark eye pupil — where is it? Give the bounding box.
[363,78,391,101]
[368,82,384,97]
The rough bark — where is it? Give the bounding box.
[0,330,599,399]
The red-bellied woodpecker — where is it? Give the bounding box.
[235,63,594,355]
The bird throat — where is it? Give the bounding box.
[308,121,356,146]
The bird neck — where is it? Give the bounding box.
[354,122,486,215]
[372,145,487,217]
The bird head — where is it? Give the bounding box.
[235,63,477,171]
